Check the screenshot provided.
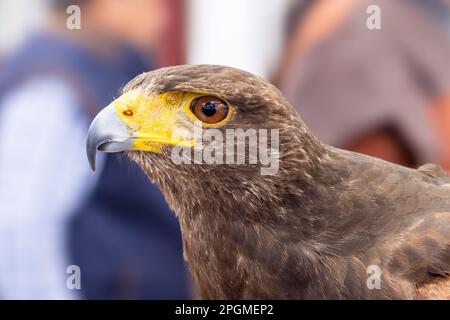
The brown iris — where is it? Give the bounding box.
[191,96,229,124]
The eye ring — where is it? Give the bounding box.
[190,96,229,125]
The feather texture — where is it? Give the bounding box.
[123,65,450,299]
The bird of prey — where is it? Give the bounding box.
[87,65,450,299]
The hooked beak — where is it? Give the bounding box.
[86,91,197,172]
[86,103,133,171]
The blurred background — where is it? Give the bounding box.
[0,0,449,299]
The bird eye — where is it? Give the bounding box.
[191,96,229,124]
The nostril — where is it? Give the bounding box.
[123,109,133,117]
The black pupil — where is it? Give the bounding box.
[202,102,217,117]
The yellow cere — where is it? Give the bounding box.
[112,90,233,153]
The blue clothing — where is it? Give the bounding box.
[0,34,189,299]
[0,77,89,299]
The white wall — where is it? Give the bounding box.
[0,0,49,54]
[187,0,291,79]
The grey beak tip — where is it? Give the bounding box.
[86,139,97,172]
[88,158,96,172]
[86,103,133,172]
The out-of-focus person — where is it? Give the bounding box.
[277,0,450,171]
[0,0,189,299]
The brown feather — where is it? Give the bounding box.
[122,65,450,299]
[416,277,450,299]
